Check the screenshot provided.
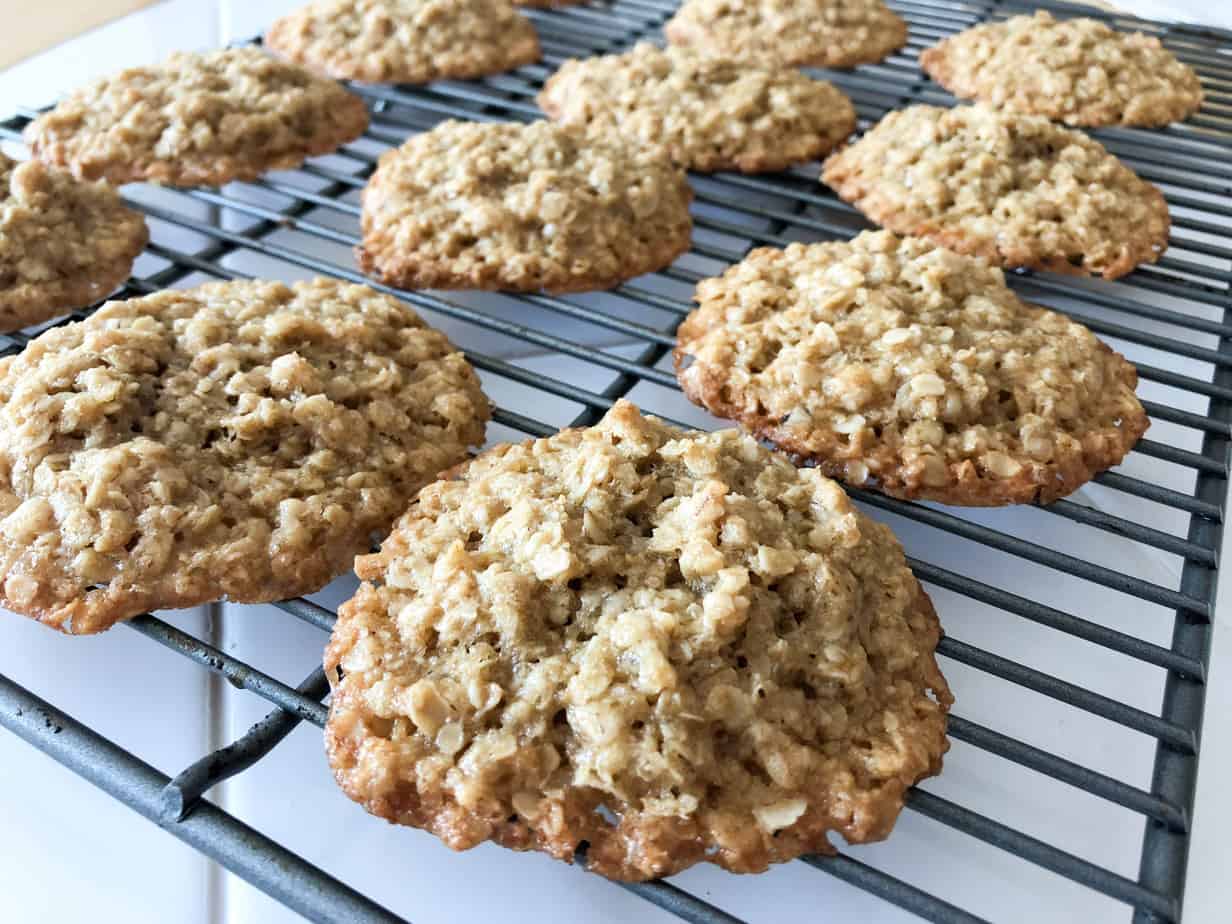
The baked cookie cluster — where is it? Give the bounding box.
[358,120,693,293]
[0,280,487,633]
[822,104,1170,279]
[0,154,147,332]
[25,47,369,187]
[539,42,855,173]
[4,0,1192,888]
[326,401,951,880]
[675,232,1148,505]
[665,0,907,69]
[920,11,1203,127]
[266,0,541,84]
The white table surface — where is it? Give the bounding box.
[1,2,1230,923]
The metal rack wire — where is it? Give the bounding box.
[0,0,1228,921]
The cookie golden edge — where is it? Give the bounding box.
[917,36,1204,128]
[324,592,950,880]
[673,253,1150,507]
[820,147,1171,281]
[7,566,360,637]
[265,15,541,84]
[537,70,857,175]
[24,92,370,188]
[323,426,952,881]
[663,8,908,69]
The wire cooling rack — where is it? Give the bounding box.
[1,0,1230,921]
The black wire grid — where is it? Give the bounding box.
[0,0,1229,921]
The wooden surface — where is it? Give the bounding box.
[5,0,160,70]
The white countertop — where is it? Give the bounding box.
[1,2,1230,923]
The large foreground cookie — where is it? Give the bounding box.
[822,105,1169,279]
[0,155,147,332]
[675,232,1149,506]
[538,43,856,173]
[325,400,951,880]
[0,279,488,634]
[25,48,369,187]
[358,120,693,293]
[266,0,540,84]
[665,0,906,69]
[920,12,1202,128]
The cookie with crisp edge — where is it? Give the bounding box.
[266,0,541,84]
[674,232,1149,506]
[538,43,856,174]
[24,47,368,188]
[357,120,693,293]
[0,155,148,332]
[919,11,1203,128]
[0,278,488,634]
[665,0,907,69]
[821,104,1170,280]
[324,400,951,880]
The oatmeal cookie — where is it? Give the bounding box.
[665,0,907,69]
[325,400,951,881]
[357,120,693,293]
[266,0,540,84]
[920,12,1202,127]
[24,47,369,187]
[538,43,856,173]
[0,155,147,332]
[675,232,1148,506]
[821,105,1169,279]
[0,278,488,634]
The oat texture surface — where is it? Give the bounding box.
[665,0,907,69]
[920,11,1202,127]
[675,232,1148,505]
[821,104,1170,279]
[25,47,369,187]
[0,155,147,332]
[325,400,951,880]
[539,43,856,173]
[0,278,488,633]
[358,120,693,293]
[267,0,540,84]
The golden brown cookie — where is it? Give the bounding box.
[325,400,951,880]
[665,0,907,69]
[920,12,1202,127]
[0,278,488,634]
[821,104,1169,279]
[25,47,369,187]
[0,155,147,332]
[674,232,1149,506]
[538,43,856,173]
[266,0,541,84]
[357,120,693,293]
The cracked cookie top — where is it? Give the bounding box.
[0,278,488,633]
[325,400,950,880]
[675,231,1148,505]
[920,11,1202,127]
